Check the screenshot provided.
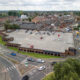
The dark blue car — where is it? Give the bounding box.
[10,53,16,56]
[27,57,35,62]
[51,62,57,66]
[22,75,29,80]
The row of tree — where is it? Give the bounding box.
[74,12,80,16]
[4,23,20,30]
[74,25,80,30]
[0,13,8,18]
[8,11,23,17]
[54,58,80,80]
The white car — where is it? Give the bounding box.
[36,59,45,63]
[38,66,46,71]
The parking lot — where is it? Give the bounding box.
[7,30,74,53]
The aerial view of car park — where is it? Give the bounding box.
[0,0,80,80]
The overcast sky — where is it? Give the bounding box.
[0,0,80,11]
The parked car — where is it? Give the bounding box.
[22,75,29,80]
[51,62,57,66]
[36,59,45,63]
[38,66,46,71]
[10,53,16,56]
[27,57,35,62]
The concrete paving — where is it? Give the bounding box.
[7,30,74,52]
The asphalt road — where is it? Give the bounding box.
[0,44,26,62]
[0,56,21,80]
[27,69,45,80]
[22,60,53,80]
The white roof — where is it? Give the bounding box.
[20,15,28,19]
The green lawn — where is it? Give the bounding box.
[42,72,54,80]
[0,36,6,45]
[8,47,19,52]
[0,36,61,58]
[20,52,60,58]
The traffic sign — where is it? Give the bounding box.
[25,61,28,67]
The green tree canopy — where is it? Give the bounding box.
[4,23,20,30]
[54,58,80,80]
[8,11,21,16]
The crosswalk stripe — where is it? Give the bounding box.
[7,68,9,71]
[13,65,16,68]
[9,67,11,70]
[6,66,16,72]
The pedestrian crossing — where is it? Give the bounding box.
[6,65,16,71]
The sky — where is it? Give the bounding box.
[0,0,80,11]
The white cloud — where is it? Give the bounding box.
[0,0,80,11]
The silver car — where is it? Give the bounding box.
[38,66,46,71]
[36,59,45,63]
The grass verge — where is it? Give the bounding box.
[42,72,54,80]
[8,47,61,58]
[0,36,6,45]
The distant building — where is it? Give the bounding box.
[32,16,47,23]
[20,14,28,20]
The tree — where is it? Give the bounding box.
[28,17,32,22]
[4,22,10,30]
[12,24,20,29]
[54,58,80,80]
[74,12,80,16]
[74,24,80,30]
[8,11,18,16]
[4,22,20,30]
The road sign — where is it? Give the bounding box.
[25,61,28,67]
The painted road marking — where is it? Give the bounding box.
[6,66,16,71]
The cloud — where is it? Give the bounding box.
[0,0,80,11]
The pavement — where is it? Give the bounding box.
[0,56,21,80]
